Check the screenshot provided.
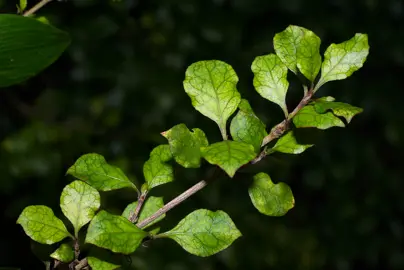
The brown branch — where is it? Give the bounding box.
[137,88,315,229]
[23,0,53,17]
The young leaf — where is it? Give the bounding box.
[0,15,70,88]
[183,60,241,139]
[50,243,74,263]
[88,256,120,270]
[273,25,321,82]
[19,0,28,13]
[159,209,241,257]
[313,100,363,123]
[143,145,174,189]
[201,141,256,178]
[85,210,147,254]
[67,153,137,192]
[293,105,345,129]
[122,196,165,229]
[270,131,313,154]
[17,205,72,244]
[315,33,369,91]
[230,99,267,152]
[249,173,294,216]
[251,54,289,116]
[296,30,322,82]
[162,124,209,168]
[60,180,101,237]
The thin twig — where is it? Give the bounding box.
[23,0,53,17]
[137,179,209,229]
[129,191,148,223]
[138,88,315,229]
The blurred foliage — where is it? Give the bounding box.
[0,0,403,269]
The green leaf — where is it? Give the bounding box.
[313,100,363,123]
[201,141,256,178]
[270,131,313,154]
[0,14,70,88]
[143,145,174,189]
[315,33,369,90]
[159,209,241,257]
[19,0,27,12]
[85,210,147,254]
[162,124,209,168]
[122,196,165,229]
[87,256,120,270]
[17,205,72,244]
[60,180,101,237]
[50,243,74,263]
[293,105,345,129]
[296,30,322,82]
[183,60,241,139]
[249,173,294,216]
[251,54,289,116]
[230,99,267,152]
[67,153,137,192]
[273,25,321,82]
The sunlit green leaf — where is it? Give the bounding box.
[230,99,267,152]
[313,100,363,123]
[273,25,321,82]
[122,196,165,229]
[183,60,241,139]
[0,14,70,87]
[251,54,289,116]
[201,141,256,177]
[60,180,100,237]
[270,131,313,154]
[143,145,173,189]
[19,0,27,12]
[315,33,369,90]
[67,153,137,192]
[87,257,120,270]
[17,206,72,244]
[249,173,294,216]
[162,124,208,168]
[293,105,345,129]
[159,209,241,257]
[85,210,147,254]
[50,243,74,263]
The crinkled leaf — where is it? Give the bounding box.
[122,196,165,229]
[293,105,345,129]
[143,145,174,189]
[201,141,256,178]
[17,205,71,244]
[67,153,137,192]
[296,30,322,82]
[0,14,70,87]
[249,173,294,216]
[162,124,208,168]
[85,210,147,254]
[251,54,289,116]
[230,99,267,152]
[316,33,369,90]
[183,60,241,139]
[274,25,321,81]
[60,180,100,237]
[50,243,74,263]
[271,131,313,154]
[87,256,120,270]
[160,209,241,257]
[313,100,363,123]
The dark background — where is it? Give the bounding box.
[1,0,403,269]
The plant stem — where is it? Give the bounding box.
[137,179,209,229]
[23,0,53,17]
[129,191,148,223]
[138,88,315,229]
